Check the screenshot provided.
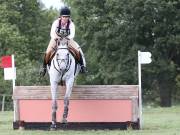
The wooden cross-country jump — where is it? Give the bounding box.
[13,85,140,130]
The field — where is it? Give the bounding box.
[0,106,180,135]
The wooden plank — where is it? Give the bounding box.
[13,85,139,100]
[18,99,134,122]
[13,122,139,130]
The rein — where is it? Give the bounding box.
[53,48,72,75]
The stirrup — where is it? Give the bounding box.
[80,66,88,73]
[39,67,47,77]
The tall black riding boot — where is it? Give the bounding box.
[39,54,47,77]
[40,52,52,77]
[79,53,87,73]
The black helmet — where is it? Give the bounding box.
[60,7,71,16]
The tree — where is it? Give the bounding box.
[0,0,58,94]
[0,0,27,94]
[125,0,180,106]
[68,0,138,85]
[67,0,180,106]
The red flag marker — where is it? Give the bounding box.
[0,56,12,68]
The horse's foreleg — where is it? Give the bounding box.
[63,96,69,118]
[50,81,58,129]
[52,100,57,123]
[62,79,74,123]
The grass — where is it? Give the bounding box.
[0,105,180,135]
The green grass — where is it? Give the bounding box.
[0,105,180,135]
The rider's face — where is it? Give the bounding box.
[61,16,70,24]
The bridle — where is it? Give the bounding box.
[53,47,72,75]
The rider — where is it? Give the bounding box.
[40,6,87,76]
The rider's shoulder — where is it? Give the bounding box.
[52,18,60,25]
[69,19,75,26]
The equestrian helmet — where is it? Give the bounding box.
[60,7,71,16]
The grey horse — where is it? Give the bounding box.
[48,38,80,130]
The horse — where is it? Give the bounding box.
[47,38,80,130]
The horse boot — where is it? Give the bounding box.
[61,98,69,124]
[39,52,51,77]
[61,107,68,124]
[50,100,57,130]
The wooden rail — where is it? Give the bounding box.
[13,85,138,100]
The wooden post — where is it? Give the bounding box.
[2,95,5,112]
[14,99,20,121]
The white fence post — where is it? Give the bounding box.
[138,51,142,129]
[138,50,152,129]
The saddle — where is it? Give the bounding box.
[68,44,81,62]
[48,44,81,65]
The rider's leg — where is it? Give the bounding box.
[69,39,87,73]
[78,48,87,72]
[40,38,56,76]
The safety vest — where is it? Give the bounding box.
[56,19,70,37]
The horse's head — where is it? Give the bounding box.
[55,41,70,71]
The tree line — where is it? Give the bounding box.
[0,0,180,107]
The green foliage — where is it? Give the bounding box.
[0,0,58,94]
[67,0,180,106]
[68,0,138,85]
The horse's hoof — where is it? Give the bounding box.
[19,126,25,130]
[50,124,57,131]
[61,118,68,124]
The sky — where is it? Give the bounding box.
[40,0,64,9]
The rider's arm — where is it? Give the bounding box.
[67,21,75,39]
[50,19,59,39]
